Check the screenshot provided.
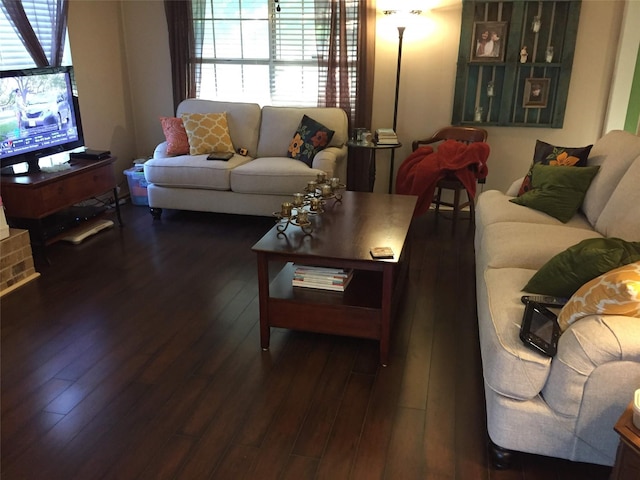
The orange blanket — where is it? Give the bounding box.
[395,140,490,217]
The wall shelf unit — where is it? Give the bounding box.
[452,0,582,128]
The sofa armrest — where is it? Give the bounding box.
[542,315,640,417]
[312,146,347,178]
[153,142,170,159]
[505,176,524,196]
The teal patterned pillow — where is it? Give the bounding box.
[287,115,335,167]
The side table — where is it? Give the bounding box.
[611,401,640,480]
[347,141,402,193]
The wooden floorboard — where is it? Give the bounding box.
[0,202,614,479]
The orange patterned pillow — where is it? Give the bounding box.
[181,112,235,155]
[160,117,189,156]
[558,261,640,332]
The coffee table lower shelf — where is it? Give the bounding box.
[260,261,395,364]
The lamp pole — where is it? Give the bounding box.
[393,26,405,132]
[389,25,405,193]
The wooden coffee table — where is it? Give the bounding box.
[252,191,417,365]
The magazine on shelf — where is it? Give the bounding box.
[292,264,354,291]
[293,264,352,276]
[292,274,353,291]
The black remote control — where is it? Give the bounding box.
[521,295,568,308]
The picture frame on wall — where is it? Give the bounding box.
[523,78,550,108]
[471,21,508,62]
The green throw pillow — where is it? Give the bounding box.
[510,163,600,222]
[517,140,593,195]
[523,238,640,297]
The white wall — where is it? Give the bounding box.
[67,0,627,193]
[67,1,137,185]
[604,0,640,133]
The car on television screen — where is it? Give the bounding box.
[19,92,71,132]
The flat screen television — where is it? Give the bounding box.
[0,65,84,175]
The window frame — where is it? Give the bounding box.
[190,0,359,108]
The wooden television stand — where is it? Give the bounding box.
[0,157,122,249]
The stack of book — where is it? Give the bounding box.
[292,265,354,292]
[375,128,399,145]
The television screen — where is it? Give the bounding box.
[0,65,84,174]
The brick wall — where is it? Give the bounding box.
[1,229,39,296]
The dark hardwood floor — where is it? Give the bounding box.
[1,201,614,479]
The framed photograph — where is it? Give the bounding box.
[523,78,550,108]
[471,21,508,62]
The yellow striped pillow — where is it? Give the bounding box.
[558,261,640,332]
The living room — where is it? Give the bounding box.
[66,0,636,194]
[2,1,639,479]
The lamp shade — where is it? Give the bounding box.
[382,8,422,29]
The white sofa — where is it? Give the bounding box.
[474,130,640,467]
[144,99,348,218]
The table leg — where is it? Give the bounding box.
[113,187,124,226]
[256,253,271,350]
[379,263,395,366]
[368,150,376,192]
[388,149,396,194]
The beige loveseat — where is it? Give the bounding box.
[144,99,348,218]
[474,130,640,467]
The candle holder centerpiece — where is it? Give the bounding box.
[273,172,345,234]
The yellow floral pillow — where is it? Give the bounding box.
[181,112,235,155]
[557,261,640,331]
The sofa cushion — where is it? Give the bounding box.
[230,157,325,195]
[510,164,600,223]
[475,190,593,238]
[181,112,235,155]
[160,117,189,156]
[517,140,592,195]
[144,154,252,190]
[474,190,593,252]
[478,267,552,400]
[594,157,640,241]
[287,115,335,167]
[582,130,640,226]
[478,222,602,271]
[523,238,640,298]
[257,106,347,158]
[557,261,640,331]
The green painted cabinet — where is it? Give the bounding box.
[452,0,581,128]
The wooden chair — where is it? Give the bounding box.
[412,126,488,233]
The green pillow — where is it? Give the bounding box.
[524,238,640,297]
[510,164,600,222]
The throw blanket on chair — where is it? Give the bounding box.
[396,139,490,217]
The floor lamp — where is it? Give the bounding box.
[384,10,421,194]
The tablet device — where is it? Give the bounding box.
[207,151,234,161]
[519,301,560,357]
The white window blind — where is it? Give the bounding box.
[192,0,358,107]
[0,0,72,69]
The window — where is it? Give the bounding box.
[191,0,359,108]
[0,0,72,69]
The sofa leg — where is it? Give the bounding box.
[150,208,162,220]
[488,438,515,469]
